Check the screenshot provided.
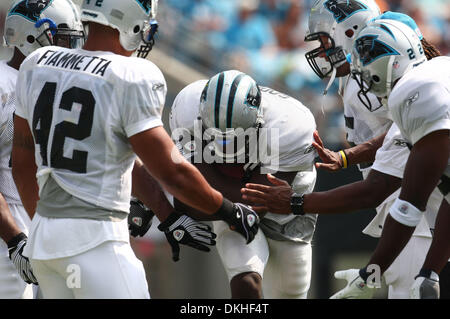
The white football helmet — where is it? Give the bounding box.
[199,70,263,164]
[4,0,85,56]
[81,0,158,58]
[305,0,380,79]
[351,19,427,110]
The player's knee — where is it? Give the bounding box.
[230,272,262,298]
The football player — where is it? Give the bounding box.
[350,19,449,299]
[11,0,258,299]
[0,0,85,298]
[241,0,447,298]
[165,70,318,298]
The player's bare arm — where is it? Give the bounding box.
[366,129,450,274]
[0,193,22,243]
[242,168,401,215]
[313,130,387,171]
[129,126,223,215]
[175,163,297,220]
[131,157,174,222]
[130,126,258,244]
[11,115,38,219]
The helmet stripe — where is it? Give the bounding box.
[226,74,245,128]
[214,72,225,129]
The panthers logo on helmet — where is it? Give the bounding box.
[355,35,399,66]
[324,0,368,23]
[135,0,152,14]
[8,0,51,22]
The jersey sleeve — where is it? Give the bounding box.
[263,107,317,173]
[121,64,167,138]
[390,81,450,145]
[14,54,37,121]
[371,124,410,178]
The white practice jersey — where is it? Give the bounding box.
[388,56,450,182]
[342,76,392,172]
[0,61,22,205]
[169,80,317,225]
[15,46,166,213]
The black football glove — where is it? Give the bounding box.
[7,233,38,285]
[214,198,259,244]
[128,198,155,237]
[158,212,217,262]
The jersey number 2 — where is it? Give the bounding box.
[32,82,95,173]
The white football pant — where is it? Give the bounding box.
[384,235,432,299]
[30,241,150,299]
[213,221,312,299]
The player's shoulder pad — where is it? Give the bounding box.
[389,65,446,114]
[169,79,208,133]
[109,56,166,88]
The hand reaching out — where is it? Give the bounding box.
[241,174,293,215]
[312,130,344,172]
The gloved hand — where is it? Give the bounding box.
[128,198,155,237]
[410,269,440,299]
[214,198,259,244]
[7,233,38,285]
[158,212,217,262]
[330,268,374,299]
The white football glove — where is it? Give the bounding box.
[330,269,374,299]
[410,270,440,299]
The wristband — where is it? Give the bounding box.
[213,197,234,222]
[7,232,27,249]
[389,198,423,227]
[339,150,348,168]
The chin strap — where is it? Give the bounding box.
[385,56,395,98]
[321,67,337,115]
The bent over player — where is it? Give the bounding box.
[166,70,318,298]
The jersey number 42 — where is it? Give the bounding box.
[32,82,95,173]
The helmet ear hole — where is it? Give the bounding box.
[345,29,354,38]
[372,75,380,83]
[27,35,35,44]
[133,25,140,33]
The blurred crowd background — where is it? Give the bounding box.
[1,0,449,299]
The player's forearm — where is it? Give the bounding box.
[344,132,386,166]
[159,160,223,215]
[399,130,449,210]
[12,116,39,218]
[304,170,400,214]
[130,127,224,216]
[11,164,38,219]
[131,158,174,222]
[0,193,22,243]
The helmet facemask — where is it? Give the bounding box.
[351,68,383,112]
[136,19,158,59]
[305,31,348,79]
